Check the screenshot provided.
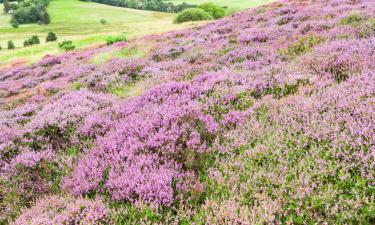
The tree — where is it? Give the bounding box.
[3,0,11,13]
[46,32,57,42]
[8,40,15,50]
[40,11,50,24]
[198,3,225,19]
[174,8,213,24]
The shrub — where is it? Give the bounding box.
[7,40,15,50]
[13,195,109,225]
[45,32,57,42]
[31,35,40,44]
[106,35,128,45]
[58,40,75,51]
[174,8,213,24]
[100,18,107,25]
[24,35,40,47]
[10,18,19,28]
[198,2,225,19]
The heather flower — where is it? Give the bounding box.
[13,195,108,225]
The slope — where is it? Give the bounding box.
[0,0,374,224]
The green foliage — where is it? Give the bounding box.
[3,0,11,13]
[109,202,174,224]
[58,40,75,51]
[106,35,128,45]
[198,2,225,19]
[72,82,82,90]
[24,35,40,47]
[174,8,213,24]
[45,32,57,42]
[80,0,196,13]
[7,40,15,50]
[340,14,363,26]
[280,36,324,59]
[11,0,51,25]
[100,18,107,25]
[10,18,19,28]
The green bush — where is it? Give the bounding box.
[100,19,107,25]
[11,0,50,25]
[24,35,40,47]
[174,8,213,24]
[106,35,128,45]
[10,18,19,28]
[198,2,225,19]
[7,40,15,50]
[46,32,57,42]
[58,40,75,51]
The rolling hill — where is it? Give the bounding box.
[0,0,203,66]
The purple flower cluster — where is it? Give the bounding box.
[65,80,245,205]
[13,195,108,225]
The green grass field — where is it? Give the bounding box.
[165,0,274,11]
[0,0,274,67]
[0,0,203,66]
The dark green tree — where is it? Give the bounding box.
[46,32,57,42]
[3,0,11,13]
[8,40,15,50]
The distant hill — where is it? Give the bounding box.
[0,0,199,65]
[164,0,275,11]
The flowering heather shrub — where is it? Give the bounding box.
[302,38,375,82]
[65,81,245,205]
[83,58,147,92]
[0,0,374,223]
[27,90,113,133]
[13,195,108,225]
[270,71,375,175]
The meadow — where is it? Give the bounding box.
[0,0,374,224]
[165,0,275,11]
[0,0,203,67]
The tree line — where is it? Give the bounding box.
[80,0,196,13]
[2,0,50,27]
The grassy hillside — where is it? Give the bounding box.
[0,0,203,66]
[1,0,374,224]
[165,0,275,11]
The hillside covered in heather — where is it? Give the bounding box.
[1,0,374,224]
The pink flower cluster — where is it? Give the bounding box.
[13,195,108,225]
